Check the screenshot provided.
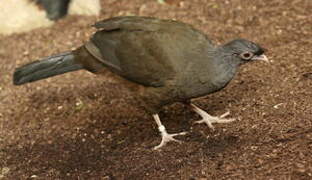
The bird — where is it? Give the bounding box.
[13,16,268,150]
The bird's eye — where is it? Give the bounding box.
[240,52,253,60]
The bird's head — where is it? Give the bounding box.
[221,38,268,65]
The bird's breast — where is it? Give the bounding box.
[175,64,236,100]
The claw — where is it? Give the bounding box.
[153,131,187,150]
[194,119,215,130]
[152,114,188,150]
[220,111,230,118]
[190,104,236,130]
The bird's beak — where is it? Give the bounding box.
[252,54,269,63]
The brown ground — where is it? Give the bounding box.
[0,0,311,179]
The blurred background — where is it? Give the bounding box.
[0,0,101,35]
[0,0,311,179]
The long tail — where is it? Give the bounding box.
[13,52,83,85]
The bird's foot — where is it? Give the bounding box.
[153,125,187,150]
[189,104,235,130]
[194,111,235,130]
[152,114,187,150]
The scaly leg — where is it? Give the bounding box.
[153,114,187,150]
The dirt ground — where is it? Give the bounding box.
[0,0,311,179]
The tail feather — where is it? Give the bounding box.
[13,52,83,85]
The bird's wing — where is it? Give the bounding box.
[85,16,194,87]
[92,16,173,32]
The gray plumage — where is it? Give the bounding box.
[13,16,268,149]
[14,52,82,85]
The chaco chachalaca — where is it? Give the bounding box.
[14,16,268,149]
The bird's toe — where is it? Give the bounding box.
[153,132,187,150]
[220,111,231,118]
[194,119,215,130]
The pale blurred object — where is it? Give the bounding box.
[69,0,101,16]
[0,0,53,35]
[157,0,166,4]
[0,0,101,35]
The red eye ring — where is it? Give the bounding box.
[240,52,253,60]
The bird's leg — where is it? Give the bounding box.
[189,103,236,130]
[152,114,187,150]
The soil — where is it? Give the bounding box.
[0,0,311,179]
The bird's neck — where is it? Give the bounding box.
[208,47,240,89]
[214,46,242,68]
